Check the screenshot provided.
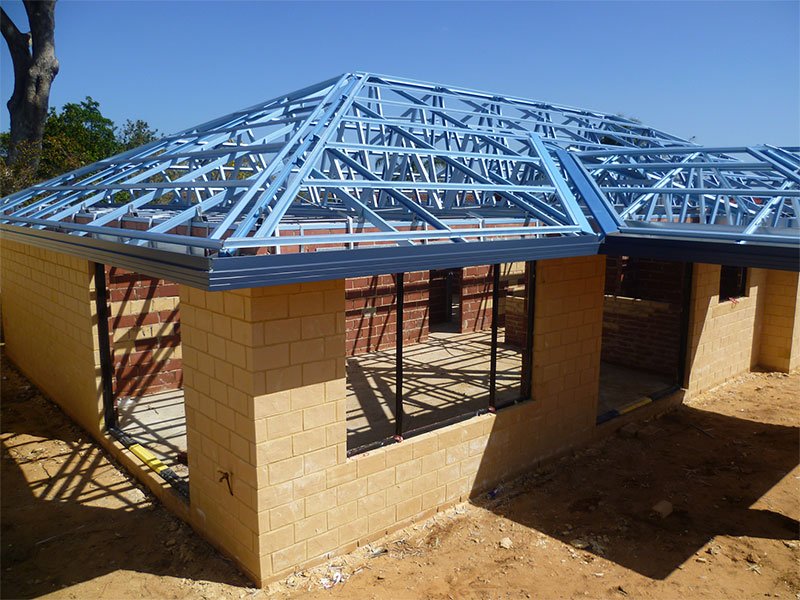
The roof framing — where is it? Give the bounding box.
[2,73,798,287]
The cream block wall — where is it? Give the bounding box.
[758,270,800,372]
[179,256,606,585]
[0,240,103,434]
[531,255,606,448]
[686,264,766,394]
[179,280,346,585]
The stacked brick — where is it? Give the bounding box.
[106,267,182,398]
[180,281,347,584]
[459,265,493,332]
[8,237,800,588]
[345,272,429,356]
[602,257,686,377]
[504,295,528,348]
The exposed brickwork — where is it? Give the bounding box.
[0,243,194,523]
[177,258,607,586]
[601,257,686,378]
[605,256,685,303]
[106,267,182,398]
[497,262,527,327]
[8,239,800,590]
[345,272,429,355]
[180,280,347,584]
[504,294,527,348]
[459,265,493,332]
[602,297,681,377]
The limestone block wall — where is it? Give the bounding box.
[758,270,800,372]
[532,256,606,445]
[686,264,766,394]
[179,280,347,584]
[177,255,606,586]
[0,240,103,435]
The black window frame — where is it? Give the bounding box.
[719,265,748,302]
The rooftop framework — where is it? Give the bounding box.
[1,73,798,286]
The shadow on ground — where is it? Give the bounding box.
[475,402,800,580]
[0,356,250,598]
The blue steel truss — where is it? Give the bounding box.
[1,73,798,287]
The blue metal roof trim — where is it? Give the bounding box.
[1,73,798,286]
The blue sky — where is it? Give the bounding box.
[1,1,798,146]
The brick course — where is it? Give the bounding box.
[345,272,429,355]
[459,265,493,332]
[601,257,687,378]
[106,267,182,398]
[504,295,528,347]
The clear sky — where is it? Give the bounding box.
[1,1,798,146]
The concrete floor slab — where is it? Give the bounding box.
[347,329,523,450]
[598,362,674,417]
[117,389,188,477]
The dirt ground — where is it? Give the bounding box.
[2,352,798,599]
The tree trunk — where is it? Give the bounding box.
[1,1,59,169]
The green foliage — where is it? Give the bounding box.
[0,137,40,196]
[1,96,160,195]
[118,119,159,151]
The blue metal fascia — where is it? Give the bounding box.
[206,235,601,290]
[601,233,800,272]
[0,224,212,286]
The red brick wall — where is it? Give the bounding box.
[605,256,685,304]
[459,265,493,332]
[504,295,528,348]
[346,272,430,355]
[602,257,686,377]
[428,269,453,326]
[106,267,182,398]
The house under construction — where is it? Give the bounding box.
[1,73,798,585]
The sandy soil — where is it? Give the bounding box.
[2,352,798,599]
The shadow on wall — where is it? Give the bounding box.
[0,360,248,598]
[685,266,767,394]
[470,403,799,580]
[107,267,183,400]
